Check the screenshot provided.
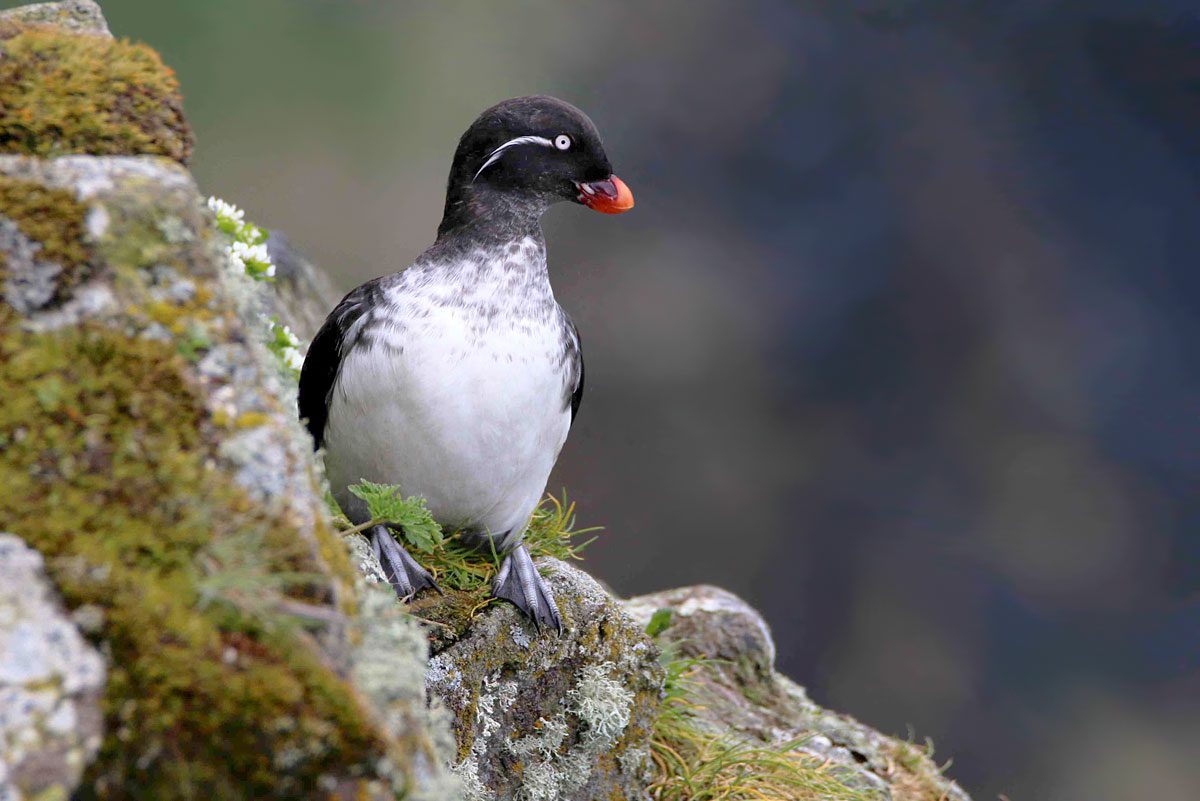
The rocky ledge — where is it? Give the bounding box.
[0,3,973,800]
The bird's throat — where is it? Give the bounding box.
[437,183,551,244]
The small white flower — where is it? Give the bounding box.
[230,240,269,264]
[207,196,245,223]
[230,240,275,280]
[225,247,246,274]
[282,347,303,371]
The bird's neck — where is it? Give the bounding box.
[436,183,550,245]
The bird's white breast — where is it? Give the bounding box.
[323,238,573,541]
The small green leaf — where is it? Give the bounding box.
[645,608,673,638]
[348,481,444,553]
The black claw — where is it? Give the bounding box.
[369,525,439,600]
[492,544,563,634]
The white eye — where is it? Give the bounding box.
[554,134,572,150]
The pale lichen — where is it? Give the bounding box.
[351,583,462,801]
[450,672,518,801]
[0,534,105,801]
[498,662,635,801]
[421,561,660,801]
[571,662,634,745]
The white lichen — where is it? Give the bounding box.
[350,582,462,801]
[0,217,62,314]
[451,672,518,801]
[510,623,532,650]
[571,662,634,745]
[485,662,635,801]
[507,717,569,762]
[0,535,106,800]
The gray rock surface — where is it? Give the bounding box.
[0,534,105,801]
[626,585,972,801]
[406,558,663,801]
[0,0,110,35]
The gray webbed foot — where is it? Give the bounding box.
[492,543,562,633]
[369,524,440,600]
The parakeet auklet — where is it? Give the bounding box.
[298,95,633,631]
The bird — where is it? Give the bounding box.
[298,95,633,632]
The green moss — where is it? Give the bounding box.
[0,317,384,798]
[0,175,91,299]
[0,25,193,163]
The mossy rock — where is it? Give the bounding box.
[412,558,664,801]
[625,586,974,801]
[0,15,193,162]
[0,155,444,799]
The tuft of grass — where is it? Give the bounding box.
[880,735,955,801]
[647,651,878,801]
[337,485,600,593]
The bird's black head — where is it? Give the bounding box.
[439,95,633,238]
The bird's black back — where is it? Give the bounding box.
[297,280,380,449]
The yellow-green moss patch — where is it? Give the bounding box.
[0,26,193,163]
[0,318,382,798]
[0,175,91,300]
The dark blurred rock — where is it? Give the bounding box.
[626,585,973,801]
[266,230,340,342]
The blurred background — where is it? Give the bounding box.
[75,1,1200,798]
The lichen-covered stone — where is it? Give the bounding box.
[0,176,91,312]
[349,580,463,801]
[626,586,972,801]
[0,13,193,163]
[0,1,109,36]
[626,584,776,681]
[0,533,106,801]
[0,154,445,799]
[413,558,663,801]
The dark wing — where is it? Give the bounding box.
[565,316,585,424]
[297,280,380,449]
